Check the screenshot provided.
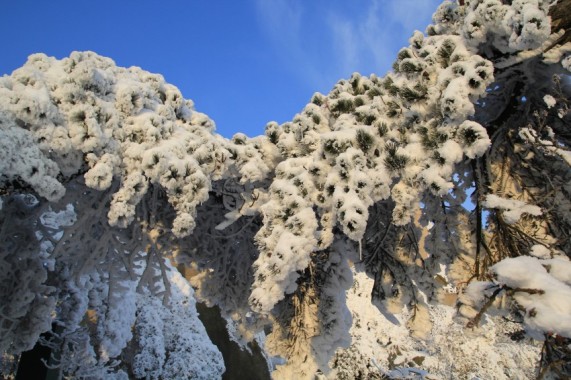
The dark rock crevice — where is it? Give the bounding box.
[195,303,271,380]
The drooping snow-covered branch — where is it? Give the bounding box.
[1,0,571,379]
[0,52,242,237]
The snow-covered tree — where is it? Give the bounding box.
[1,1,570,379]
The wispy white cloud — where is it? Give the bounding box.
[358,0,395,73]
[324,0,396,78]
[254,0,331,91]
[327,0,441,76]
[254,0,302,45]
[387,0,439,34]
[255,0,441,93]
[327,14,360,75]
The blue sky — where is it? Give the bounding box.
[0,0,441,138]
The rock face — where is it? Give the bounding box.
[195,303,271,380]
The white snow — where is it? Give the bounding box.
[543,94,556,109]
[483,194,542,224]
[0,0,566,378]
[492,256,571,340]
[329,268,540,380]
[530,244,551,259]
[563,54,571,72]
[39,203,77,229]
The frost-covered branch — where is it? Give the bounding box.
[2,0,571,378]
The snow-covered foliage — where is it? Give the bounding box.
[0,116,65,202]
[0,195,58,354]
[0,51,237,237]
[459,0,552,53]
[460,252,571,340]
[132,262,225,380]
[52,259,224,380]
[0,184,224,378]
[2,0,571,379]
[264,244,353,378]
[250,23,495,314]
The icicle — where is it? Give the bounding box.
[359,239,362,261]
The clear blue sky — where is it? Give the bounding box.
[0,0,441,138]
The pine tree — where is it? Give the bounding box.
[1,1,571,379]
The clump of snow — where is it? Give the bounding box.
[39,203,77,229]
[492,256,571,340]
[483,194,542,224]
[543,94,556,109]
[530,244,551,259]
[461,241,571,343]
[455,120,492,159]
[457,280,498,319]
[542,41,571,65]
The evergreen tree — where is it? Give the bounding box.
[1,1,570,378]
